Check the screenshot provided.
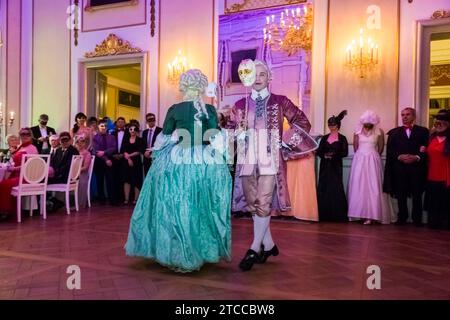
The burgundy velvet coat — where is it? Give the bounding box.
[228,93,312,212]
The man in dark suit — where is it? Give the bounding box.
[384,107,429,226]
[31,114,56,154]
[111,117,128,204]
[142,113,162,176]
[48,132,79,184]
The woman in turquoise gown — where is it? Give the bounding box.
[125,69,232,273]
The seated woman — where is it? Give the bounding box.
[125,69,232,273]
[0,128,38,219]
[0,134,20,163]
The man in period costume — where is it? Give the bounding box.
[226,60,314,271]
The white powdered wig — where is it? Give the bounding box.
[179,69,209,121]
[253,59,273,81]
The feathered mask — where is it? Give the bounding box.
[328,110,347,128]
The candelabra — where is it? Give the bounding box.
[167,50,192,84]
[263,4,313,56]
[345,28,379,78]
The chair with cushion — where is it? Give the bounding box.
[47,155,83,215]
[11,154,50,223]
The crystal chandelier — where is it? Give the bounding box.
[263,5,313,56]
[345,28,379,78]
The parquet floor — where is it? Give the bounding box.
[0,205,449,300]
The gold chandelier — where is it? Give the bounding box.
[345,28,379,78]
[263,4,313,56]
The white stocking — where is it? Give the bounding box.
[250,215,270,252]
[262,223,274,251]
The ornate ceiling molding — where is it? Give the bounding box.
[430,64,450,86]
[84,34,142,58]
[431,10,450,20]
[225,0,305,14]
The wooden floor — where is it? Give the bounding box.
[0,205,449,300]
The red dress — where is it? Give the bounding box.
[0,150,26,214]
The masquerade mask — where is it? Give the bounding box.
[238,59,256,87]
[205,82,217,98]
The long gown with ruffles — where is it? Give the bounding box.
[125,101,232,272]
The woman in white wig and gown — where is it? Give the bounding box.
[347,110,392,225]
[125,69,232,272]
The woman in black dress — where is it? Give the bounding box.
[121,123,144,205]
[317,111,349,221]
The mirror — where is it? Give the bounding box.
[217,3,313,116]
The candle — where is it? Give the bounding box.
[285,9,289,17]
[10,112,14,120]
[271,15,275,23]
[291,9,295,17]
[375,45,379,63]
[304,6,308,15]
[296,8,300,16]
[266,16,270,24]
[370,43,374,62]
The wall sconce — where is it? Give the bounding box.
[167,50,192,84]
[0,103,3,127]
[345,28,379,78]
[0,28,3,47]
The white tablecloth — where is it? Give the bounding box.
[0,163,9,181]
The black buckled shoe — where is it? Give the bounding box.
[259,245,279,264]
[238,249,260,271]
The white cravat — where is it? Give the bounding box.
[251,87,270,101]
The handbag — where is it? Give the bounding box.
[281,124,319,161]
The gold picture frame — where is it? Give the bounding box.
[84,0,138,12]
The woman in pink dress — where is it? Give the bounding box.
[71,112,93,149]
[0,128,38,217]
[347,111,391,225]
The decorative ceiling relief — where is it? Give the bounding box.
[85,34,142,58]
[430,64,450,86]
[431,10,450,19]
[225,0,306,14]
